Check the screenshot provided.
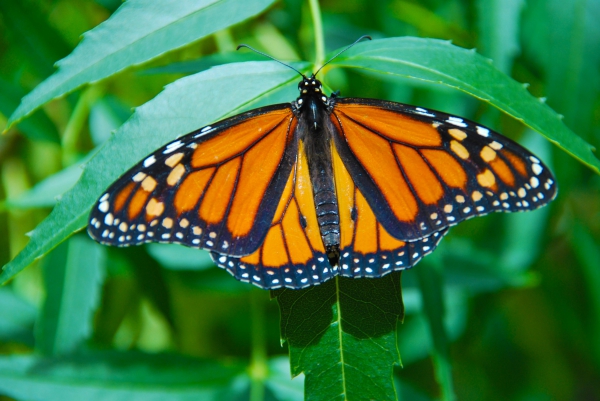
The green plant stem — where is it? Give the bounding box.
[249,289,267,401]
[308,0,325,67]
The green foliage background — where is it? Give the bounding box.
[1,0,599,400]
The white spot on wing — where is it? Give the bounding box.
[532,163,543,175]
[163,140,184,154]
[98,201,109,213]
[143,155,156,167]
[447,116,467,127]
[476,126,490,137]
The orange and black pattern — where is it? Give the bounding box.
[330,99,556,240]
[88,74,557,290]
[89,105,298,257]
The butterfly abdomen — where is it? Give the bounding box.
[302,127,341,260]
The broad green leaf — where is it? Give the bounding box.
[331,37,600,174]
[7,0,277,127]
[36,235,106,355]
[0,61,304,284]
[277,275,403,401]
[415,253,456,401]
[0,351,245,401]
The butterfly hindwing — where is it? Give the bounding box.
[88,104,298,256]
[212,141,333,289]
[332,146,448,278]
[330,98,557,241]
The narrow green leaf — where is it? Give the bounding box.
[415,254,455,401]
[0,61,303,284]
[7,0,277,127]
[0,77,60,143]
[0,351,245,401]
[3,156,88,210]
[476,0,524,73]
[569,221,600,363]
[0,287,37,343]
[277,274,403,401]
[331,37,600,174]
[146,244,214,271]
[265,356,304,401]
[0,1,71,77]
[141,52,265,75]
[36,235,106,355]
[89,97,132,146]
[118,246,175,328]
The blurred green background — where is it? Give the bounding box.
[1,0,599,400]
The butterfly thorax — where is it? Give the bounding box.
[293,75,341,266]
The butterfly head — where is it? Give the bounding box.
[297,75,330,106]
[298,75,323,95]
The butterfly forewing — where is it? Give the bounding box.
[88,104,298,256]
[330,99,557,241]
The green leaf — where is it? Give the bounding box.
[0,287,37,343]
[146,244,214,271]
[276,274,403,401]
[0,1,71,77]
[89,97,132,146]
[331,37,600,174]
[2,155,89,210]
[0,351,245,401]
[476,0,524,73]
[569,221,600,363]
[265,356,304,401]
[140,51,265,75]
[7,0,277,127]
[415,254,456,401]
[0,61,303,284]
[36,235,106,355]
[0,77,60,143]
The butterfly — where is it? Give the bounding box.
[88,38,557,290]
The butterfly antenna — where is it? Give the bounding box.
[313,35,372,77]
[236,44,307,78]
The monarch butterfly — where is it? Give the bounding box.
[88,38,557,290]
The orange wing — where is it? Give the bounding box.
[330,99,557,241]
[331,146,447,278]
[212,141,332,289]
[88,105,298,256]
